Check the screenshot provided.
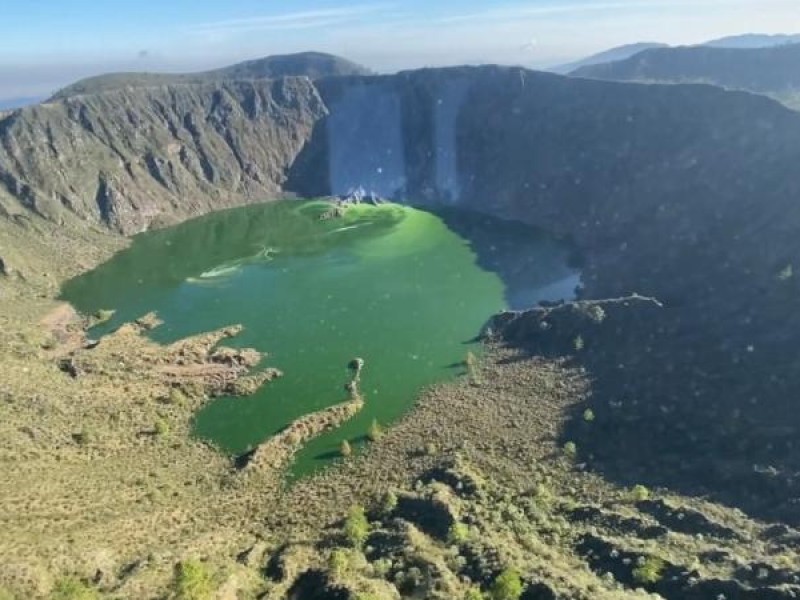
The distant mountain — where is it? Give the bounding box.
[704,33,800,49]
[0,96,43,110]
[50,52,372,100]
[570,43,800,109]
[551,34,800,76]
[549,42,668,74]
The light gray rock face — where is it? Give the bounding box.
[0,78,326,233]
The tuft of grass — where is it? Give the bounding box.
[328,548,353,578]
[573,335,585,352]
[172,559,215,600]
[50,577,99,600]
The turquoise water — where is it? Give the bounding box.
[61,200,576,476]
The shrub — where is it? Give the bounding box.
[379,490,398,515]
[586,305,606,323]
[154,418,170,437]
[93,309,114,323]
[582,408,595,422]
[563,441,577,459]
[465,351,482,385]
[778,264,794,281]
[632,556,665,585]
[573,335,585,351]
[464,587,485,600]
[340,440,353,457]
[344,506,370,548]
[367,419,383,442]
[73,426,94,447]
[328,549,352,578]
[490,569,524,600]
[372,558,392,578]
[630,484,651,502]
[50,577,99,600]
[173,559,214,600]
[448,522,471,545]
[169,388,188,406]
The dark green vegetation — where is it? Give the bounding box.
[571,42,800,108]
[62,200,574,474]
[49,51,371,100]
[4,54,800,598]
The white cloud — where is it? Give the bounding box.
[187,4,397,36]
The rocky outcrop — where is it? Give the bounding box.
[0,78,326,233]
[240,397,364,474]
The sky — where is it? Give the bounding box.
[0,0,797,101]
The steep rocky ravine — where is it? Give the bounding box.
[4,65,800,527]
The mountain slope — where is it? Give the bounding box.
[0,78,326,233]
[549,42,667,74]
[570,43,800,107]
[704,32,800,48]
[50,52,371,100]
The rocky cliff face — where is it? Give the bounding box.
[0,78,325,234]
[5,65,800,522]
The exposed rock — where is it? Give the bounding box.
[393,486,459,541]
[221,368,282,396]
[0,78,326,234]
[635,499,741,541]
[487,295,663,357]
[134,312,163,330]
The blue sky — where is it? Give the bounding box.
[0,0,797,100]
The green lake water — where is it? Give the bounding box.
[61,200,577,476]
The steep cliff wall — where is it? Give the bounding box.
[0,78,326,234]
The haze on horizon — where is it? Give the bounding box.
[0,0,796,102]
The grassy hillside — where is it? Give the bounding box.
[49,51,372,100]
